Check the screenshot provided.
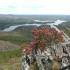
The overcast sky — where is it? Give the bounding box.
[0,0,70,15]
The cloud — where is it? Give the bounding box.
[0,0,70,14]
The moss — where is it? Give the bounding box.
[29,62,39,70]
[52,61,60,70]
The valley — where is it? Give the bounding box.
[0,15,70,70]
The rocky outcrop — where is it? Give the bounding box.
[21,42,70,70]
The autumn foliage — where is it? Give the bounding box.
[23,28,64,54]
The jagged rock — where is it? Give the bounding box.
[21,43,70,70]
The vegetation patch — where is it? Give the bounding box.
[0,48,21,63]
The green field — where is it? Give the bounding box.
[0,31,31,70]
[0,31,32,45]
[0,48,21,70]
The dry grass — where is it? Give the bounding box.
[0,57,21,70]
[0,40,20,51]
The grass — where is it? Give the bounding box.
[0,31,32,69]
[0,36,25,45]
[0,57,21,70]
[0,48,21,70]
[0,48,21,63]
[0,31,32,45]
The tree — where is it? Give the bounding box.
[23,27,64,54]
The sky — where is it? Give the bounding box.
[0,0,70,15]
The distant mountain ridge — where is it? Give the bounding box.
[0,14,70,31]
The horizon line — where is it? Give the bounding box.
[0,14,70,16]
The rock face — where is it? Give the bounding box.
[20,19,70,70]
[21,43,70,70]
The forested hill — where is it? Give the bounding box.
[0,14,70,30]
[57,21,70,37]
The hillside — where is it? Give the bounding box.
[0,32,22,70]
[0,31,32,45]
[57,21,70,37]
[0,15,70,70]
[0,40,20,51]
[0,15,70,30]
